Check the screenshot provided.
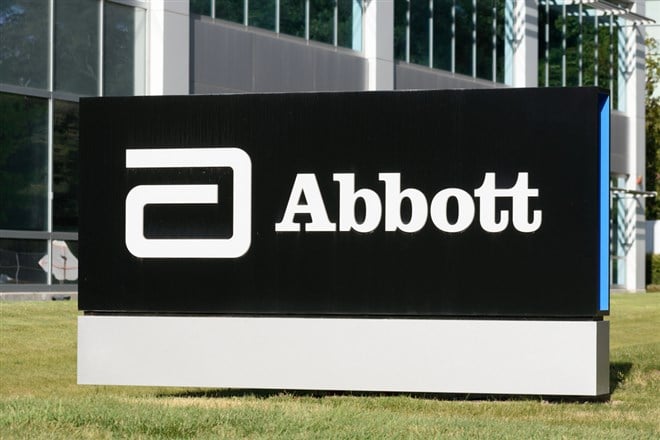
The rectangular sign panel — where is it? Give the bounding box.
[79,88,609,318]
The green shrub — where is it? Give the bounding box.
[646,254,660,286]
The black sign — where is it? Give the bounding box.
[79,88,609,318]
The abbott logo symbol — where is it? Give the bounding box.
[125,148,251,258]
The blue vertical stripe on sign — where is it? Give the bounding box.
[599,94,610,312]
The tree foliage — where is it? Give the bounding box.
[647,38,660,219]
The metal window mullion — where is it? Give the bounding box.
[609,14,613,97]
[406,0,410,63]
[492,0,496,82]
[276,0,280,33]
[472,0,476,78]
[333,0,338,46]
[47,0,54,286]
[305,0,310,40]
[49,0,54,92]
[451,0,455,73]
[429,0,434,68]
[578,2,582,86]
[244,0,248,26]
[99,0,104,96]
[594,12,598,87]
[211,0,216,18]
[545,0,549,86]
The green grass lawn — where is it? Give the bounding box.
[1,294,658,439]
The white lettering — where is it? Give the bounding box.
[333,173,382,233]
[276,172,541,234]
[430,188,475,232]
[275,174,336,232]
[378,173,428,233]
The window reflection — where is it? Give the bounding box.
[454,0,473,76]
[0,92,48,231]
[216,0,243,24]
[0,239,47,284]
[55,0,99,95]
[0,0,49,89]
[281,0,306,38]
[433,0,452,71]
[310,0,334,45]
[250,0,276,31]
[53,101,79,232]
[410,0,430,66]
[103,2,146,96]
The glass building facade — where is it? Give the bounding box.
[0,0,146,288]
[191,0,363,50]
[0,0,653,292]
[394,0,506,82]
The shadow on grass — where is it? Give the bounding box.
[157,387,610,403]
[156,363,634,403]
[610,361,633,393]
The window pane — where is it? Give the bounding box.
[281,0,305,38]
[250,0,275,31]
[310,0,334,44]
[394,0,408,61]
[337,0,360,50]
[495,0,504,83]
[0,92,48,231]
[455,0,473,76]
[0,0,49,89]
[410,0,429,66]
[547,2,562,87]
[55,0,99,95]
[216,0,243,23]
[191,0,212,16]
[565,4,579,87]
[103,3,146,96]
[53,100,79,232]
[433,0,452,71]
[0,239,48,284]
[476,0,494,80]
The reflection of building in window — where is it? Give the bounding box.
[0,0,146,288]
[0,0,654,292]
[38,240,79,283]
[191,0,363,50]
[394,0,506,82]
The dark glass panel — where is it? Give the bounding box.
[0,0,49,89]
[216,0,243,23]
[394,0,408,61]
[495,0,504,82]
[337,0,358,50]
[0,239,47,284]
[410,0,429,66]
[0,92,48,231]
[565,4,579,87]
[55,0,99,95]
[250,0,275,31]
[547,3,562,87]
[191,0,212,16]
[281,0,305,37]
[103,2,145,96]
[476,0,494,80]
[310,0,334,44]
[53,100,79,232]
[455,0,473,76]
[432,0,452,71]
